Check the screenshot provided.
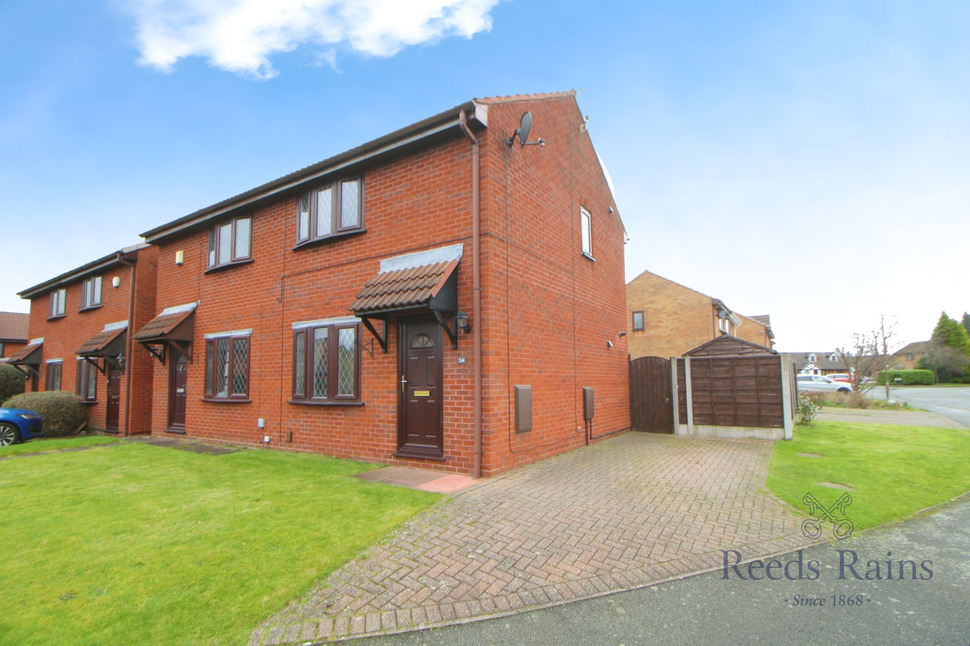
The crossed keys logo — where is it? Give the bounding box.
[801,491,854,540]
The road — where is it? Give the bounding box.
[348,496,970,646]
[870,385,970,428]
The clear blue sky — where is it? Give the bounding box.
[2,0,967,351]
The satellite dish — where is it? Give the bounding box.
[516,112,533,146]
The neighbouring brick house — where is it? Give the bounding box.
[895,341,932,370]
[0,311,29,362]
[135,92,630,477]
[10,245,158,433]
[626,270,774,359]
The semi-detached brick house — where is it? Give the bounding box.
[135,92,630,477]
[10,244,158,434]
[0,311,29,361]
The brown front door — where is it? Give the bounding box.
[105,368,121,431]
[629,356,674,433]
[397,318,444,458]
[168,351,188,430]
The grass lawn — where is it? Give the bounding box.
[767,421,970,531]
[0,442,440,645]
[0,435,121,457]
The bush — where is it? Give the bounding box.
[0,363,27,403]
[1,391,88,436]
[796,395,820,425]
[876,369,936,385]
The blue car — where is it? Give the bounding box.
[0,408,44,446]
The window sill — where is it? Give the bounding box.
[292,228,366,251]
[79,400,99,405]
[79,305,102,313]
[204,258,254,274]
[581,252,596,262]
[288,399,364,407]
[47,314,66,321]
[201,397,252,403]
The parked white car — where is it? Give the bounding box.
[796,374,852,394]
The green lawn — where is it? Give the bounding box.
[767,421,970,531]
[0,435,121,457]
[0,442,440,645]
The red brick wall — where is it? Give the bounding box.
[145,94,629,476]
[22,247,157,435]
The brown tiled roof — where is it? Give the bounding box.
[476,91,576,104]
[77,327,126,356]
[0,312,29,342]
[8,341,42,364]
[350,260,458,315]
[133,309,195,342]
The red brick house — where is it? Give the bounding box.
[136,92,630,477]
[10,245,158,433]
[626,270,774,359]
[0,311,29,362]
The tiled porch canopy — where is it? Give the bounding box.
[76,322,128,373]
[349,244,462,352]
[133,302,197,364]
[7,339,43,377]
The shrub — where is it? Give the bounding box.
[0,364,27,403]
[796,395,820,425]
[1,391,88,436]
[876,369,936,385]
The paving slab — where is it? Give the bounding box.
[252,432,817,644]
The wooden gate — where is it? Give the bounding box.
[629,356,673,433]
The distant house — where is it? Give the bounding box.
[792,352,847,376]
[626,270,774,359]
[895,341,933,370]
[10,245,158,434]
[0,311,29,362]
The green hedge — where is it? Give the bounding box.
[1,391,88,436]
[0,364,27,403]
[877,369,936,385]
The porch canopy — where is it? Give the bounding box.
[133,302,197,364]
[349,244,463,352]
[77,321,128,373]
[7,338,43,377]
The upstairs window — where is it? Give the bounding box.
[76,358,97,401]
[81,276,102,310]
[292,319,360,403]
[296,178,363,245]
[580,207,593,258]
[204,331,251,400]
[207,216,252,270]
[49,288,66,319]
[632,311,645,331]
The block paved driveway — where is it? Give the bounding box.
[252,433,815,645]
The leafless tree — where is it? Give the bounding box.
[837,315,898,397]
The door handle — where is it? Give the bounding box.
[401,375,407,393]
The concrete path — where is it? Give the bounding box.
[251,433,815,645]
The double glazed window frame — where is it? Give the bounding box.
[203,330,251,401]
[80,276,102,311]
[580,207,593,259]
[76,358,97,402]
[45,360,63,391]
[291,318,361,405]
[49,288,66,319]
[296,177,363,246]
[632,311,645,332]
[207,215,252,270]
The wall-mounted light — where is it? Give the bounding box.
[112,276,121,289]
[456,311,471,334]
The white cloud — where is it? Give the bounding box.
[130,0,500,79]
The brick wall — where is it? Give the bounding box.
[144,94,630,477]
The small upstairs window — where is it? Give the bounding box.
[81,276,102,310]
[297,178,363,245]
[580,207,593,259]
[49,288,66,319]
[632,311,645,331]
[207,216,252,270]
